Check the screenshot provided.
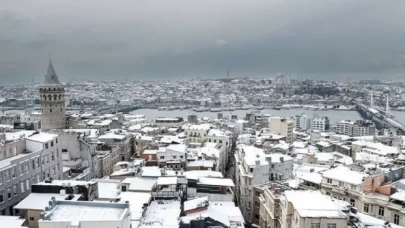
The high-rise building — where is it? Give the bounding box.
[269,117,293,142]
[294,113,311,130]
[311,115,330,131]
[39,57,66,131]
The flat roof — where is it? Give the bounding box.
[284,191,347,219]
[0,216,26,228]
[119,192,151,220]
[139,200,181,228]
[27,132,58,143]
[14,193,81,210]
[44,202,127,222]
[128,177,157,191]
[157,177,178,185]
[198,177,235,187]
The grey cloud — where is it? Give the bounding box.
[0,0,404,84]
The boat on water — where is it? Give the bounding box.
[273,106,281,110]
[210,108,222,112]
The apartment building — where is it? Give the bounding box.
[269,117,293,143]
[157,144,187,169]
[234,145,293,223]
[320,166,405,226]
[184,124,212,144]
[0,132,62,216]
[294,113,311,131]
[336,120,355,135]
[311,115,330,132]
[98,129,133,161]
[259,188,348,228]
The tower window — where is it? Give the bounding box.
[54,95,57,100]
[50,109,52,113]
[48,95,52,101]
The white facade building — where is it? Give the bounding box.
[294,113,311,130]
[234,145,293,223]
[311,115,330,131]
[157,144,187,169]
[0,132,63,216]
[269,117,293,143]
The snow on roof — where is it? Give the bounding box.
[181,206,230,227]
[5,130,35,141]
[0,216,26,228]
[357,212,403,228]
[45,202,126,221]
[27,132,58,143]
[198,177,235,187]
[119,192,151,220]
[97,181,121,199]
[187,160,214,168]
[184,123,212,131]
[139,200,181,228]
[98,132,127,140]
[157,177,178,185]
[322,166,368,185]
[389,190,405,202]
[127,177,157,191]
[315,152,333,161]
[14,193,81,210]
[184,196,209,211]
[143,149,158,155]
[316,141,331,147]
[166,144,187,153]
[183,170,223,180]
[87,119,112,126]
[362,142,399,156]
[297,172,322,184]
[34,180,96,187]
[284,191,347,218]
[291,141,307,148]
[208,129,225,137]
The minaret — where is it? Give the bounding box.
[39,55,66,131]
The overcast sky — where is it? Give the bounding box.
[1,0,405,84]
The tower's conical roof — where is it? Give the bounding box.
[44,56,60,85]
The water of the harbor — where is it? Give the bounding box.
[130,109,405,125]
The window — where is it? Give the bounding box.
[219,140,222,143]
[378,207,384,216]
[364,204,369,213]
[7,188,11,199]
[52,153,55,161]
[20,182,25,193]
[311,223,320,228]
[30,217,34,221]
[327,178,332,184]
[255,191,261,196]
[31,160,35,169]
[56,138,58,143]
[255,202,260,207]
[180,156,183,159]
[5,170,10,181]
[351,184,356,190]
[173,156,177,159]
[327,224,336,228]
[26,179,30,190]
[0,194,3,203]
[36,158,39,167]
[160,156,165,159]
[50,109,52,113]
[13,185,17,196]
[51,141,54,147]
[45,143,49,149]
[394,214,400,225]
[254,214,259,219]
[339,181,343,187]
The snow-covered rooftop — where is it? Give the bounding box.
[284,191,347,218]
[157,177,178,185]
[183,170,223,180]
[127,177,157,191]
[14,193,81,210]
[119,192,151,221]
[198,177,235,187]
[27,132,58,143]
[184,196,209,211]
[139,200,181,228]
[322,166,368,185]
